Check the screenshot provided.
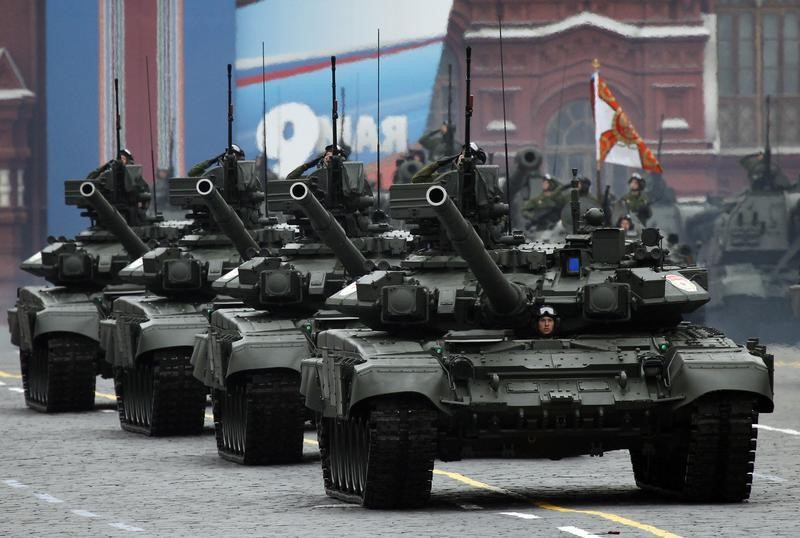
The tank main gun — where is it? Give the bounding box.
[196,178,260,260]
[290,182,373,277]
[426,185,527,318]
[80,181,149,259]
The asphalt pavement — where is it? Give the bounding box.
[1,328,798,538]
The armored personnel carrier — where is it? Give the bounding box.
[192,151,415,464]
[100,150,292,436]
[300,49,773,507]
[7,162,184,412]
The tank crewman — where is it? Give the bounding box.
[285,144,350,180]
[621,173,652,223]
[187,144,245,178]
[535,305,557,337]
[410,142,487,184]
[86,148,134,179]
[577,176,600,205]
[523,174,566,230]
[419,122,458,161]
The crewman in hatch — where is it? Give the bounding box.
[535,305,558,337]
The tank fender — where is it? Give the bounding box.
[134,313,209,363]
[98,318,117,365]
[190,333,220,389]
[226,328,309,379]
[8,307,20,347]
[300,357,324,412]
[34,304,100,345]
[668,347,774,412]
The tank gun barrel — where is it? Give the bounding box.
[79,181,149,259]
[290,182,372,277]
[196,178,260,260]
[426,185,525,315]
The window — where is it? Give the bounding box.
[718,4,800,147]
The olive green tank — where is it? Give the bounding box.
[7,162,186,412]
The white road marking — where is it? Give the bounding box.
[100,409,116,413]
[458,503,484,510]
[0,380,6,386]
[3,479,28,489]
[71,509,100,518]
[34,493,64,503]
[8,387,24,393]
[755,424,800,436]
[500,511,541,519]
[310,504,360,509]
[559,526,602,538]
[753,472,786,483]
[108,522,145,532]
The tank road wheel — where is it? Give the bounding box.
[22,335,97,413]
[114,348,207,436]
[212,371,305,465]
[319,397,437,508]
[631,393,758,502]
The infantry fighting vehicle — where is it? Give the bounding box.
[100,149,292,436]
[192,61,415,463]
[7,162,183,412]
[299,48,773,508]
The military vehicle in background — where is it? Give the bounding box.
[700,98,799,342]
[192,57,415,464]
[7,161,184,412]
[299,47,774,509]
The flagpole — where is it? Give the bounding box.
[592,58,602,200]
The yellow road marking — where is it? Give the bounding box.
[205,413,214,420]
[433,469,682,538]
[304,438,319,447]
[0,370,22,379]
[775,361,800,368]
[95,391,116,401]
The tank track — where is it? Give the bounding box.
[319,397,437,508]
[212,371,304,465]
[631,393,757,502]
[114,348,207,436]
[21,335,97,413]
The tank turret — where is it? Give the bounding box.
[289,181,372,278]
[196,178,260,260]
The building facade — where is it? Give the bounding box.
[430,0,800,197]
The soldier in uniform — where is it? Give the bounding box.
[86,148,134,179]
[418,122,457,162]
[410,142,486,184]
[523,174,566,230]
[285,144,349,180]
[621,173,652,223]
[535,305,557,337]
[187,144,245,177]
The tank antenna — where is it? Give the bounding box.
[497,3,512,234]
[446,63,454,155]
[376,29,381,212]
[331,56,338,153]
[764,94,772,186]
[551,62,568,177]
[227,63,234,153]
[261,41,269,216]
[464,47,473,154]
[114,77,122,161]
[145,56,158,216]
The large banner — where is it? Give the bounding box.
[235,0,453,177]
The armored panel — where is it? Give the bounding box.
[591,228,625,264]
[267,179,311,213]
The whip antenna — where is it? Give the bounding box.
[330,56,338,152]
[262,42,269,215]
[114,78,121,160]
[376,28,382,213]
[497,4,512,234]
[145,57,158,216]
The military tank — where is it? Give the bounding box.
[299,48,773,508]
[100,149,292,436]
[192,147,415,464]
[700,109,799,342]
[7,161,184,412]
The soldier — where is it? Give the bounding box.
[617,214,634,232]
[535,305,557,337]
[523,174,566,230]
[285,144,349,180]
[621,173,652,223]
[187,144,245,178]
[578,176,600,205]
[410,142,486,184]
[418,122,457,161]
[86,148,134,179]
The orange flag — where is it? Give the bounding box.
[591,65,662,173]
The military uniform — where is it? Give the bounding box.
[621,191,651,223]
[187,158,219,178]
[523,185,566,229]
[285,159,319,180]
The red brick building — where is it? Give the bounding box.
[429,0,800,197]
[0,0,46,307]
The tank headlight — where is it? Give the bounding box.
[381,285,429,323]
[259,269,303,304]
[58,253,91,280]
[162,259,202,290]
[582,283,631,321]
